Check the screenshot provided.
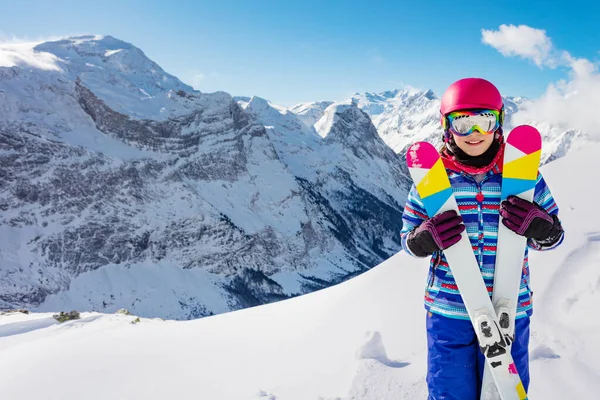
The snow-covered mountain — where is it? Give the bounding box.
[16,35,204,120]
[240,95,411,272]
[288,100,334,132]
[288,88,591,165]
[0,36,410,319]
[1,142,599,400]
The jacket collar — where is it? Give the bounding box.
[441,143,504,176]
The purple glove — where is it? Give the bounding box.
[407,210,466,257]
[500,196,562,243]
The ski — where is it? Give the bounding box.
[406,141,528,400]
[480,125,542,399]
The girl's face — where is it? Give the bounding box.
[451,130,495,157]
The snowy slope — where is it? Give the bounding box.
[1,143,598,399]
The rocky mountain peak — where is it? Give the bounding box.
[315,102,378,142]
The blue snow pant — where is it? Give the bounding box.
[426,311,530,400]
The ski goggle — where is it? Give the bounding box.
[443,109,502,136]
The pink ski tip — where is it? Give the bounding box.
[507,125,542,155]
[406,142,440,169]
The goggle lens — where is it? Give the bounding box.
[446,109,501,136]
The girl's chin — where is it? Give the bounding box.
[462,146,487,156]
[466,150,486,156]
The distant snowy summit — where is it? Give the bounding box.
[288,100,334,130]
[1,35,204,120]
[269,88,583,164]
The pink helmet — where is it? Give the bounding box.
[440,78,503,116]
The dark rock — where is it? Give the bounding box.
[53,310,80,323]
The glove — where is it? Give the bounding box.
[500,195,564,245]
[407,210,466,257]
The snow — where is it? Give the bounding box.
[0,41,62,71]
[1,143,599,399]
[0,35,205,121]
[34,260,232,319]
[0,63,161,160]
[243,95,409,210]
[288,88,444,155]
[345,89,442,154]
[314,101,343,138]
[105,49,123,57]
[288,100,334,131]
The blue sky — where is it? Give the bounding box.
[1,0,598,106]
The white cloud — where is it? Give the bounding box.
[486,25,600,138]
[0,36,62,71]
[481,24,555,67]
[561,51,596,78]
[513,72,600,137]
[179,69,206,91]
[191,72,205,89]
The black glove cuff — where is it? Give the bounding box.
[532,214,564,247]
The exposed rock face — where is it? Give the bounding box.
[53,310,80,323]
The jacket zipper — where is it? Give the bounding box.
[459,171,490,270]
[477,180,484,269]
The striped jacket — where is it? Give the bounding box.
[400,157,564,320]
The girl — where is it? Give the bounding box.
[400,78,565,399]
